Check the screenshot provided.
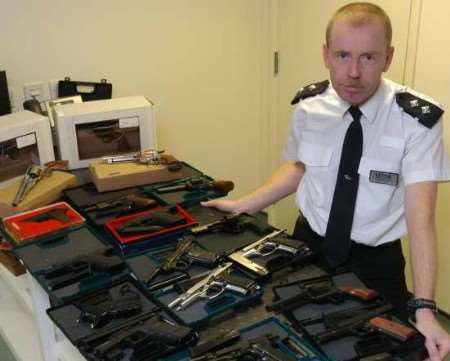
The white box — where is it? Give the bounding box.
[54,96,156,169]
[0,111,55,188]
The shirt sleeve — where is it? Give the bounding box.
[402,117,450,185]
[282,106,305,161]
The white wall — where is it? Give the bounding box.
[0,0,268,198]
[402,0,450,312]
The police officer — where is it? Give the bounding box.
[203,2,450,360]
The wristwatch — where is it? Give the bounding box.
[407,298,437,317]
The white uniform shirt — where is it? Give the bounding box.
[283,78,450,246]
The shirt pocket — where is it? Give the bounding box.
[356,156,402,219]
[358,156,401,181]
[297,140,333,168]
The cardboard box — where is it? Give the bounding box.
[0,171,77,217]
[54,96,156,169]
[89,161,185,192]
[0,249,26,276]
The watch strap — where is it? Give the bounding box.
[407,298,437,314]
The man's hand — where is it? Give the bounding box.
[416,310,450,361]
[201,199,244,214]
[202,161,305,215]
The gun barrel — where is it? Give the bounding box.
[315,304,394,344]
[12,165,42,206]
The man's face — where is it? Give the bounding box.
[323,19,394,105]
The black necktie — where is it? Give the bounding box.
[323,106,363,268]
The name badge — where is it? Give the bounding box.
[369,170,399,186]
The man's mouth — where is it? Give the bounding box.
[343,85,364,92]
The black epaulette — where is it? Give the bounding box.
[291,80,329,105]
[396,92,444,128]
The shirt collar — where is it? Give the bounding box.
[329,78,387,123]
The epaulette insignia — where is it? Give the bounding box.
[291,80,329,105]
[396,92,444,128]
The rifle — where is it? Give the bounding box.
[228,230,312,276]
[79,311,197,361]
[155,177,234,194]
[191,334,296,361]
[84,194,158,218]
[266,275,379,313]
[77,284,142,328]
[168,263,259,311]
[42,247,124,290]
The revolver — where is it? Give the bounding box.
[102,149,182,170]
[12,164,42,206]
[12,160,69,207]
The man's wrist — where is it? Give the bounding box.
[407,298,438,322]
[415,308,437,321]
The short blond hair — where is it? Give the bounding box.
[326,2,392,47]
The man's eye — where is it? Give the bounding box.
[337,52,349,59]
[362,54,376,63]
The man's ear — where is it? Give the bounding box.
[323,44,331,69]
[383,46,395,72]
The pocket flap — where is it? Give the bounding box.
[298,141,333,166]
[358,156,400,177]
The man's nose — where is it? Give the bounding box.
[348,59,361,78]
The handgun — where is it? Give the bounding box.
[84,194,158,218]
[80,311,197,360]
[25,208,71,224]
[12,160,69,207]
[117,207,186,234]
[12,164,42,206]
[42,247,124,290]
[368,316,417,342]
[145,235,196,285]
[228,229,298,276]
[145,235,219,288]
[168,263,258,311]
[77,285,142,328]
[156,177,234,194]
[267,275,379,313]
[191,334,296,361]
[102,149,182,170]
[313,304,395,344]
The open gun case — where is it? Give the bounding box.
[11,225,129,303]
[166,316,326,361]
[270,272,427,361]
[46,277,198,361]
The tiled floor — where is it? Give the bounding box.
[1,314,450,360]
